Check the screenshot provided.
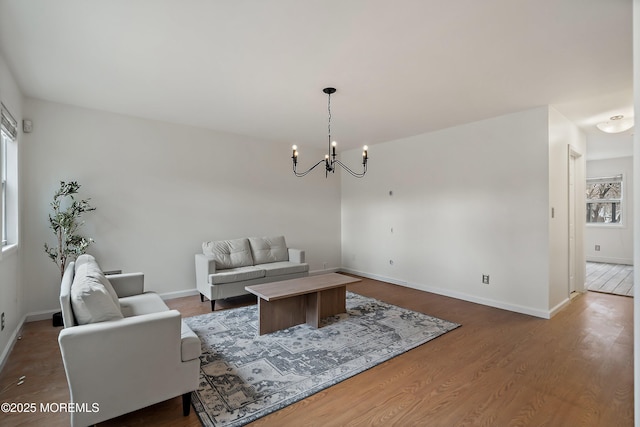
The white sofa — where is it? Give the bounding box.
[195,235,309,310]
[58,254,201,427]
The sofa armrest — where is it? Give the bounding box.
[58,311,183,365]
[195,254,216,288]
[288,248,305,263]
[107,272,145,297]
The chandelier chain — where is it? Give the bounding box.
[327,92,332,144]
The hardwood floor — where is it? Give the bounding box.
[587,261,634,297]
[0,276,633,426]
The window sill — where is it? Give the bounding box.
[1,243,18,258]
[586,223,626,229]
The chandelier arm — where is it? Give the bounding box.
[333,159,367,178]
[293,159,326,177]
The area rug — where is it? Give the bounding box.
[184,291,460,427]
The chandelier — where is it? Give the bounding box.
[291,88,368,178]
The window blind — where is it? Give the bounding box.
[587,174,622,184]
[1,103,18,140]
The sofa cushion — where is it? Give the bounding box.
[70,274,124,325]
[203,238,254,269]
[209,266,265,285]
[119,292,169,317]
[249,236,289,264]
[74,254,120,310]
[181,321,202,362]
[257,261,309,277]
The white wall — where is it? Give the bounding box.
[21,99,342,314]
[0,52,24,369]
[548,106,586,310]
[587,133,633,161]
[341,107,553,317]
[584,156,633,264]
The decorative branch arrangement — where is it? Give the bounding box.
[44,181,96,279]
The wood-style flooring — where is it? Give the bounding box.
[587,261,634,297]
[0,276,633,426]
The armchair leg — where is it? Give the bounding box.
[182,392,192,416]
[200,293,204,302]
[211,299,215,311]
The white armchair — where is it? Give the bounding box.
[58,255,201,427]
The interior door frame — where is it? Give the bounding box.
[568,145,585,296]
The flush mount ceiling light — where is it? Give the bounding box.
[596,115,634,134]
[291,88,368,178]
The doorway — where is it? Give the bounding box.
[568,146,584,297]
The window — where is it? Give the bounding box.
[1,102,17,247]
[586,175,623,224]
[1,131,6,245]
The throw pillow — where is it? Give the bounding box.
[249,236,289,264]
[202,238,254,269]
[70,274,124,325]
[74,254,121,310]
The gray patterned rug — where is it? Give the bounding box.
[184,291,460,427]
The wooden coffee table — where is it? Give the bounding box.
[245,273,361,335]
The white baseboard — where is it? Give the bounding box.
[159,288,199,300]
[586,256,633,265]
[340,268,553,319]
[25,309,59,323]
[549,297,571,318]
[0,314,27,374]
[339,269,408,288]
[310,267,339,276]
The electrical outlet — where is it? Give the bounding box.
[595,245,601,251]
[482,275,490,285]
[1,312,5,331]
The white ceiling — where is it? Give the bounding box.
[0,0,633,153]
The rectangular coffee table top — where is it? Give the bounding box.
[245,273,361,301]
